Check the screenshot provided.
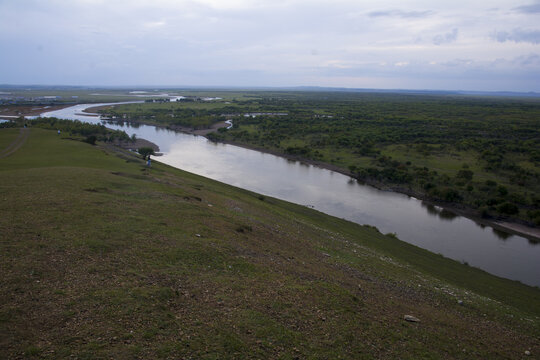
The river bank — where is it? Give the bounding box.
[81,104,540,242]
[208,138,540,242]
[33,103,540,285]
[85,104,230,136]
[0,104,74,118]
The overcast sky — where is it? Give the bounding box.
[1,0,539,91]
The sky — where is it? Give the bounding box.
[1,0,540,92]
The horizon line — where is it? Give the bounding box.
[1,84,539,97]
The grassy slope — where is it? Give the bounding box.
[1,128,539,359]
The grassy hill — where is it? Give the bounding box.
[1,127,539,359]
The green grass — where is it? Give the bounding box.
[0,128,20,148]
[1,128,539,359]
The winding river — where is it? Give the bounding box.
[40,103,540,287]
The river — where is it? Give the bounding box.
[39,103,540,287]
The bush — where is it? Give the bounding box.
[456,169,473,181]
[440,188,461,202]
[486,197,501,206]
[497,202,519,215]
[84,135,97,145]
[479,206,491,218]
[138,147,155,158]
[497,185,508,196]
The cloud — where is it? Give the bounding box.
[144,20,167,28]
[1,0,540,91]
[367,9,433,18]
[492,28,540,44]
[512,53,540,66]
[441,58,473,68]
[433,28,458,45]
[513,2,540,14]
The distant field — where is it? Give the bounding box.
[0,127,539,359]
[0,86,260,104]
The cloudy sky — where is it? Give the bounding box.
[1,0,539,91]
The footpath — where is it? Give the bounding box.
[0,128,29,159]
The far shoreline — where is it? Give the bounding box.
[205,137,540,242]
[0,104,74,117]
[82,104,540,242]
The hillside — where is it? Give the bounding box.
[1,127,539,359]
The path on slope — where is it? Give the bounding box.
[0,128,30,159]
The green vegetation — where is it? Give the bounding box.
[1,117,132,144]
[1,127,539,359]
[100,101,231,129]
[137,146,155,159]
[109,91,540,226]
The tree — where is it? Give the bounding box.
[137,147,155,158]
[497,202,519,215]
[84,135,97,145]
[456,169,474,181]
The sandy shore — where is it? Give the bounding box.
[81,105,539,241]
[492,221,540,240]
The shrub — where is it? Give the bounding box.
[486,198,501,206]
[84,135,97,145]
[497,202,519,215]
[479,206,491,218]
[138,147,155,158]
[441,188,461,202]
[456,169,473,181]
[497,185,508,196]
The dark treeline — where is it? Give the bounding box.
[1,117,132,144]
[101,106,226,130]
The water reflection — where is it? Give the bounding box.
[423,203,440,217]
[421,202,457,221]
[439,209,458,221]
[492,228,513,240]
